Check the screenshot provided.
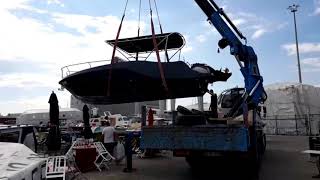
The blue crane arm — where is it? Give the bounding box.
[194,0,267,106]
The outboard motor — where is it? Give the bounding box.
[191,63,232,83]
[191,63,214,74]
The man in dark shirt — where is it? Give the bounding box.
[209,90,218,118]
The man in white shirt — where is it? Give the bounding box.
[102,121,117,154]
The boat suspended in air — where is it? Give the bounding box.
[59,32,232,104]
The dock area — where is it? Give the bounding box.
[84,135,315,180]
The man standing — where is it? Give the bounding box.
[102,121,117,154]
[209,89,218,118]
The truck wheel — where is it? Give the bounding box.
[247,150,260,179]
[248,133,262,175]
[185,156,207,170]
[262,134,266,154]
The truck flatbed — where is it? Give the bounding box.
[141,125,249,152]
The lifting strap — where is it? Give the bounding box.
[107,0,129,96]
[136,0,142,61]
[153,0,169,62]
[149,0,168,92]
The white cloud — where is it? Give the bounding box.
[0,2,145,66]
[0,72,59,89]
[0,91,71,115]
[302,57,320,67]
[231,12,287,40]
[287,57,320,73]
[0,71,71,115]
[196,34,206,43]
[0,0,31,10]
[238,12,257,19]
[233,18,247,26]
[301,57,320,72]
[129,9,136,14]
[0,0,146,113]
[201,20,219,36]
[181,35,193,53]
[198,10,282,40]
[282,43,320,56]
[252,29,267,39]
[313,0,320,15]
[182,46,193,53]
[47,0,65,7]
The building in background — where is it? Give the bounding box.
[70,95,163,116]
[0,113,19,124]
[16,108,82,127]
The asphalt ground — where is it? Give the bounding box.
[84,135,316,180]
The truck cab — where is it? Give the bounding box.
[217,87,245,117]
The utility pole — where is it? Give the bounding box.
[288,4,302,84]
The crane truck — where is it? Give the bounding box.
[140,0,267,172]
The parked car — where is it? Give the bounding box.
[0,125,37,152]
[90,117,108,127]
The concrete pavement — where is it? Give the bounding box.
[84,135,316,180]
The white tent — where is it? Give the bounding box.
[265,82,320,116]
[0,142,46,180]
[263,82,320,135]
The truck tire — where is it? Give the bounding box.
[262,134,266,154]
[185,156,196,168]
[247,129,262,176]
[185,156,208,170]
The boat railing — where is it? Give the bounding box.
[60,56,148,80]
[61,59,112,79]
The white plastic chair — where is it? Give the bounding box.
[65,140,89,179]
[45,156,66,180]
[93,142,115,171]
[46,140,88,180]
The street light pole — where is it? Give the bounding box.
[288,4,302,84]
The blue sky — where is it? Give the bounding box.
[0,0,319,115]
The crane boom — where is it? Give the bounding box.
[140,1,267,172]
[194,0,266,109]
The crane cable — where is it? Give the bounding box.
[107,0,129,96]
[148,0,168,92]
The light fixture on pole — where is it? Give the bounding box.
[288,4,302,84]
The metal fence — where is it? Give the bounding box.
[262,114,320,136]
